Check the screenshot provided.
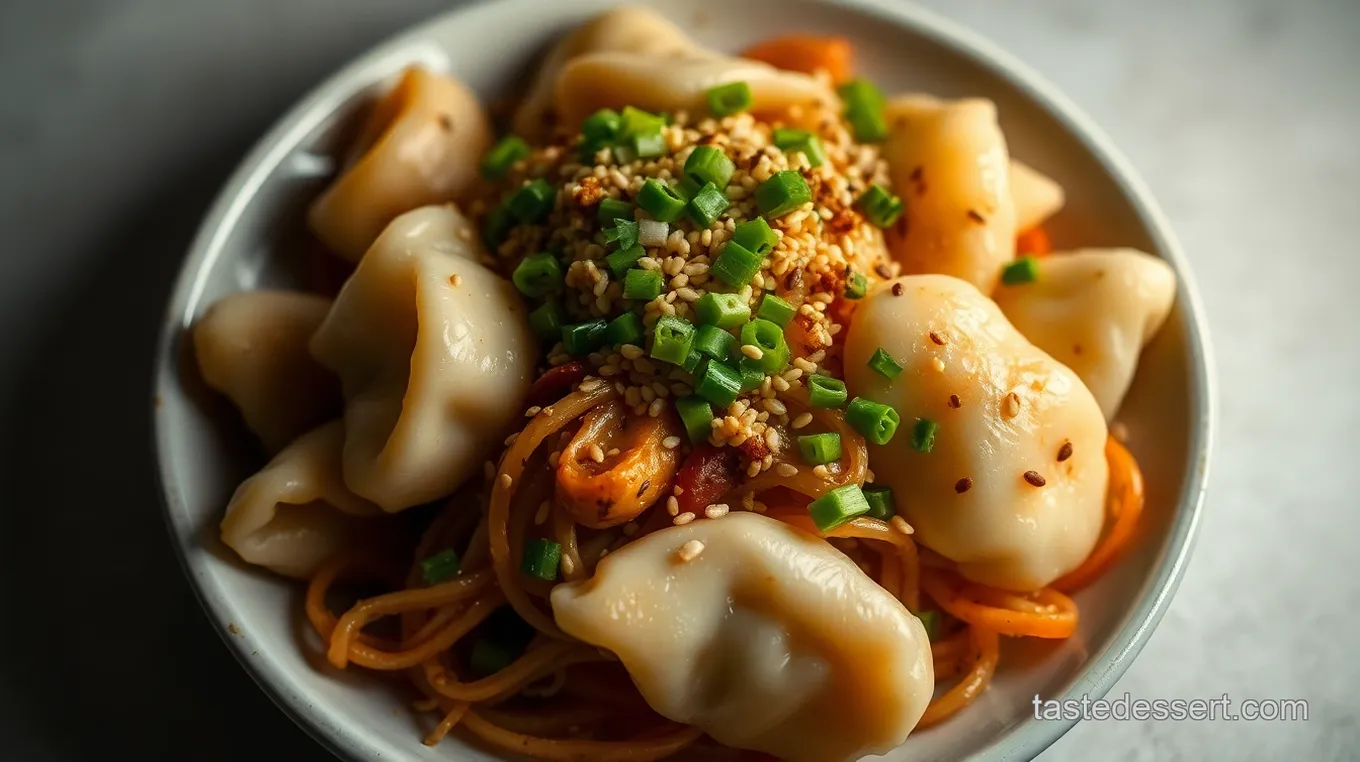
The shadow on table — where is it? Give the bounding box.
[0,145,330,761]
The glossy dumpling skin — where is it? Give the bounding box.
[308,67,493,262]
[554,52,837,129]
[309,205,537,512]
[884,96,1017,293]
[844,275,1108,591]
[1010,159,1065,232]
[513,5,711,140]
[193,291,341,454]
[552,512,933,762]
[994,249,1176,420]
[220,421,380,579]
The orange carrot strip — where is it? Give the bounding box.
[921,570,1078,639]
[742,35,854,85]
[1053,437,1146,593]
[1016,225,1052,256]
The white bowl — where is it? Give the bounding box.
[152,0,1215,759]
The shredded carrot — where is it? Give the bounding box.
[921,570,1078,639]
[741,35,854,85]
[1016,225,1052,256]
[1053,437,1146,593]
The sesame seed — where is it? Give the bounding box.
[622,522,638,536]
[589,444,605,463]
[674,512,696,525]
[777,463,798,477]
[764,398,788,416]
[948,394,962,408]
[605,447,621,458]
[955,476,972,493]
[504,431,519,446]
[705,504,730,519]
[677,540,706,562]
[929,331,945,345]
[792,412,813,429]
[1023,470,1047,487]
[666,496,680,516]
[560,554,577,576]
[648,398,666,417]
[1057,441,1074,462]
[579,378,602,392]
[813,464,831,478]
[891,516,914,535]
[662,435,682,449]
[1002,391,1022,419]
[448,273,462,287]
[740,344,765,360]
[620,344,645,360]
[525,405,542,417]
[499,473,513,488]
[534,501,551,525]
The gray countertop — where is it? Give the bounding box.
[0,1,1355,760]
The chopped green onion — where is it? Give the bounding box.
[637,179,687,222]
[868,347,903,380]
[420,549,460,584]
[511,252,563,298]
[739,319,790,373]
[862,485,895,520]
[807,484,871,532]
[632,128,667,158]
[711,241,762,288]
[855,184,904,228]
[738,360,764,392]
[480,135,530,180]
[846,397,900,445]
[623,268,663,301]
[682,347,705,374]
[561,319,607,356]
[520,538,562,581]
[808,375,848,408]
[695,360,742,408]
[481,203,514,247]
[732,217,779,256]
[507,178,556,224]
[611,144,637,164]
[684,145,735,190]
[605,243,645,277]
[469,637,517,677]
[582,108,622,143]
[917,610,940,641]
[910,418,938,453]
[603,218,639,249]
[528,301,564,342]
[756,294,796,328]
[693,324,736,362]
[707,81,753,117]
[677,176,703,201]
[1001,256,1040,285]
[603,311,645,347]
[620,106,665,138]
[772,128,827,169]
[797,432,842,465]
[688,182,730,228]
[598,198,633,224]
[838,78,888,143]
[844,271,868,299]
[755,170,813,218]
[675,396,714,444]
[694,291,751,328]
[651,314,696,365]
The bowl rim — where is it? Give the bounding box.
[151,0,1216,759]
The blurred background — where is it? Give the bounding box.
[0,0,1355,760]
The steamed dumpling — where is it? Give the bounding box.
[994,249,1176,420]
[884,96,1017,293]
[844,275,1108,591]
[219,421,380,579]
[308,67,493,262]
[193,291,341,454]
[552,512,933,762]
[554,52,837,129]
[514,5,711,140]
[309,205,537,512]
[1010,159,1065,232]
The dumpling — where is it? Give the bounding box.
[883,96,1017,292]
[308,66,493,262]
[554,52,837,129]
[193,291,341,454]
[844,275,1108,591]
[551,512,933,762]
[309,205,537,512]
[219,421,380,579]
[513,5,712,140]
[1010,159,1065,233]
[993,249,1176,420]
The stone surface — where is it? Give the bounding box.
[0,1,1354,760]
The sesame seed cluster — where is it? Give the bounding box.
[474,103,898,474]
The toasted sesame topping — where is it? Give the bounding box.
[929,331,945,345]
[448,273,462,287]
[524,405,542,417]
[741,344,765,361]
[954,476,972,493]
[1057,441,1074,462]
[666,496,680,516]
[534,500,551,526]
[1023,470,1047,487]
[892,282,904,296]
[890,516,914,535]
[677,540,706,562]
[948,394,962,408]
[1002,391,1022,419]
[791,412,814,429]
[589,444,605,463]
[673,511,696,526]
[662,435,682,450]
[776,462,799,477]
[498,473,513,488]
[705,504,730,519]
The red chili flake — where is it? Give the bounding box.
[954,477,972,493]
[910,166,923,183]
[948,394,961,408]
[736,435,771,464]
[674,445,741,516]
[826,207,858,234]
[1057,442,1074,462]
[1023,471,1047,487]
[575,175,604,207]
[891,282,904,297]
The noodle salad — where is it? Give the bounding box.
[193,7,1176,761]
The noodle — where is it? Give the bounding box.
[917,626,1000,728]
[1053,437,1145,593]
[460,710,705,762]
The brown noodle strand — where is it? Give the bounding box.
[423,639,606,703]
[422,701,471,746]
[917,626,1000,728]
[490,385,617,638]
[460,710,705,762]
[327,570,493,668]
